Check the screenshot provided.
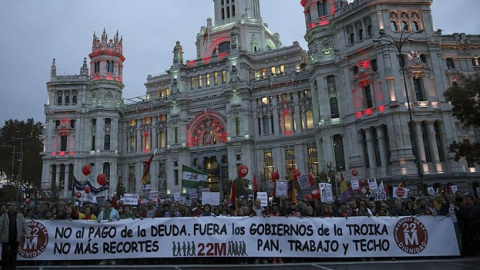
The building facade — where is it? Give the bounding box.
[42,0,480,199]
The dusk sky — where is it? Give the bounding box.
[0,0,479,125]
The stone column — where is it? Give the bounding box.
[365,128,377,176]
[376,125,388,177]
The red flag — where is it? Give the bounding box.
[141,152,155,185]
[228,180,237,211]
[253,173,258,193]
[398,181,406,188]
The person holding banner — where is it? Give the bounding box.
[0,201,30,270]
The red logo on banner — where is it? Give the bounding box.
[393,217,428,254]
[396,187,405,198]
[18,220,49,258]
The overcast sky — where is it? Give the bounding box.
[0,0,479,126]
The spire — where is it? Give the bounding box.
[80,57,88,75]
[50,58,56,78]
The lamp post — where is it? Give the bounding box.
[11,136,32,186]
[1,144,15,184]
[374,27,424,192]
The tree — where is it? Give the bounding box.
[0,119,44,190]
[444,74,480,128]
[444,74,480,165]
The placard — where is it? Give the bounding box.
[202,192,220,206]
[257,192,268,207]
[297,174,311,190]
[275,180,288,197]
[121,193,139,205]
[351,179,359,190]
[368,178,378,189]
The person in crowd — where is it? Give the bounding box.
[389,199,404,216]
[334,202,350,218]
[79,205,97,220]
[0,203,7,216]
[457,195,480,257]
[55,208,66,220]
[65,204,80,220]
[201,204,215,216]
[164,203,182,217]
[98,199,120,221]
[376,202,390,216]
[356,199,373,217]
[121,206,133,219]
[141,200,157,218]
[319,203,333,218]
[0,201,30,270]
[250,198,265,216]
[415,197,435,215]
[24,208,35,220]
[177,201,191,217]
[287,202,301,217]
[33,204,43,219]
[403,200,416,216]
[348,199,358,216]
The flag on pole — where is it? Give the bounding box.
[339,172,351,202]
[398,181,407,188]
[228,180,237,211]
[289,162,297,204]
[253,173,258,193]
[141,149,157,185]
[181,165,208,188]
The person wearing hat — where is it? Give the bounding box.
[0,201,30,270]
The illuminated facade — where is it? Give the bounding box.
[42,0,480,199]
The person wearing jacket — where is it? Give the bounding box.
[0,201,30,270]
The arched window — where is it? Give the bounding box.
[57,91,63,105]
[317,0,327,17]
[412,21,420,32]
[72,91,77,104]
[333,135,345,170]
[391,21,398,32]
[402,21,409,31]
[218,42,231,54]
[358,29,364,40]
[65,91,70,104]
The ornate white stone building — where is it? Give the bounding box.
[42,0,480,199]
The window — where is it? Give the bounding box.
[103,163,110,180]
[174,126,178,144]
[94,62,100,73]
[198,75,203,88]
[382,124,392,165]
[206,73,210,86]
[60,135,67,151]
[413,78,426,101]
[472,58,480,67]
[373,128,381,166]
[55,120,60,129]
[402,21,409,31]
[412,21,420,32]
[235,117,240,136]
[306,110,314,130]
[174,169,179,185]
[421,123,432,162]
[330,97,339,118]
[391,21,398,32]
[68,164,74,190]
[362,130,370,168]
[262,115,270,135]
[218,42,231,54]
[70,119,75,128]
[263,151,274,180]
[434,122,445,162]
[446,58,455,70]
[222,70,227,83]
[65,92,70,104]
[363,85,373,108]
[307,147,318,175]
[91,136,96,151]
[159,131,166,148]
[106,60,114,73]
[350,33,355,45]
[57,92,63,105]
[104,135,111,150]
[59,164,65,191]
[371,59,378,72]
[214,71,219,85]
[72,91,77,104]
[190,77,195,90]
[333,135,345,170]
[317,0,327,16]
[358,29,364,40]
[367,25,373,37]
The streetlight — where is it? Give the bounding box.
[1,144,15,184]
[11,136,32,186]
[374,27,424,192]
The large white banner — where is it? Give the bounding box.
[17,216,459,261]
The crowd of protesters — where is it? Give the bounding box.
[1,190,480,266]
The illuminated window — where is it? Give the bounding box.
[190,77,195,90]
[222,70,227,83]
[472,58,480,67]
[129,136,135,152]
[144,132,150,151]
[306,110,314,130]
[159,88,169,99]
[159,131,166,148]
[261,97,269,104]
[307,147,318,176]
[263,151,274,180]
[279,64,285,74]
[261,68,267,78]
[206,73,210,86]
[270,66,276,76]
[284,149,296,178]
[213,71,219,85]
[130,120,135,126]
[198,75,203,88]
